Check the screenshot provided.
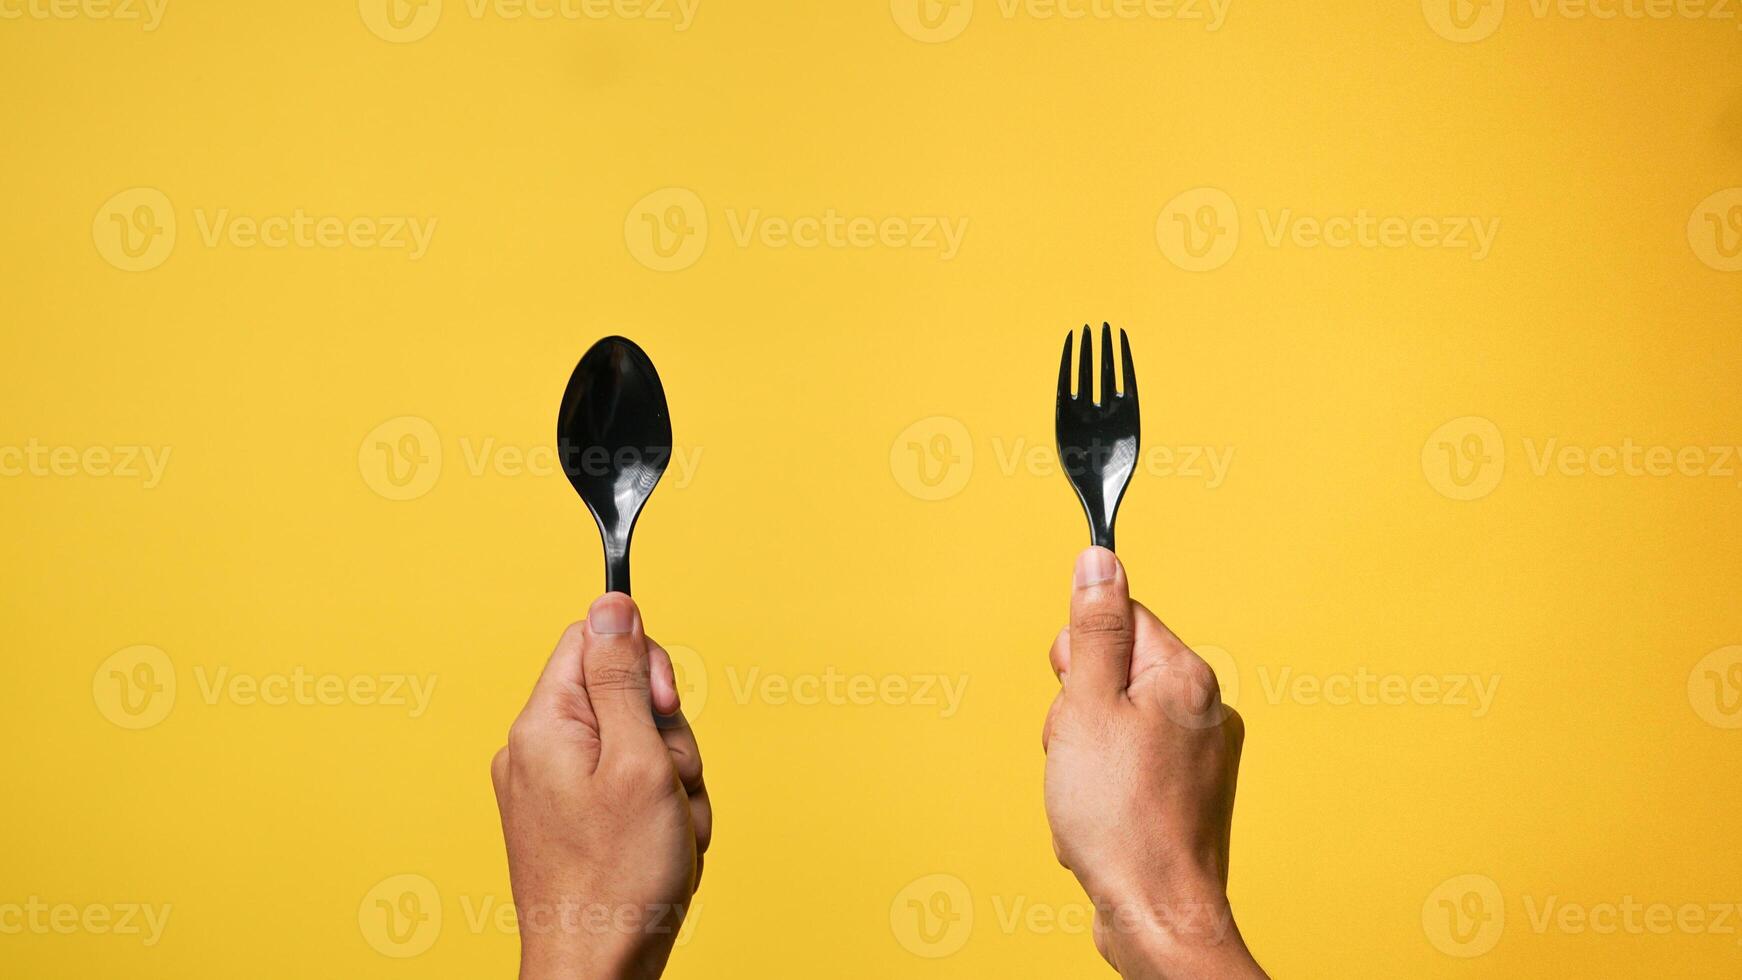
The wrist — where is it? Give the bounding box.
[1136,945,1265,980]
[516,898,676,980]
[520,941,662,980]
[1096,886,1264,980]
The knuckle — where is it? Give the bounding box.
[1223,706,1246,743]
[602,750,675,796]
[1092,918,1112,960]
[666,739,705,788]
[1178,656,1220,695]
[1041,696,1063,752]
[692,800,713,853]
[506,720,542,756]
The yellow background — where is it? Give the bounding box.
[4,0,1740,976]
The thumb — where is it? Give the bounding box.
[582,593,664,760]
[1068,547,1134,702]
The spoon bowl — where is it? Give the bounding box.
[557,336,672,595]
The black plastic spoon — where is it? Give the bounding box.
[557,336,672,596]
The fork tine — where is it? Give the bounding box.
[1077,325,1093,403]
[1099,323,1116,405]
[1119,328,1137,400]
[1057,331,1074,401]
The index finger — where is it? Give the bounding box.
[521,619,590,721]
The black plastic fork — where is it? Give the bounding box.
[1055,324,1140,551]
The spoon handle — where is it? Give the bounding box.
[1093,523,1115,552]
[605,551,631,596]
